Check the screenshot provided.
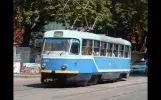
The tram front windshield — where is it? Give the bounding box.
[42,38,80,55]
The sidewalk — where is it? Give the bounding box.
[14,74,41,78]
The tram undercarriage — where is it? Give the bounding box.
[41,72,128,86]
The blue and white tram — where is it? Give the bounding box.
[40,30,131,86]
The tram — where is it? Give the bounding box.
[40,30,131,86]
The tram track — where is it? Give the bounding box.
[15,81,146,98]
[14,77,145,92]
[100,88,147,100]
[49,82,146,100]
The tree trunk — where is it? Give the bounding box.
[21,24,32,47]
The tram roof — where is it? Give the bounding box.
[44,30,131,46]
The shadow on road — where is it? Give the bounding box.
[99,78,126,84]
[24,79,127,88]
[24,83,79,88]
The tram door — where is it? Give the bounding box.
[70,39,80,70]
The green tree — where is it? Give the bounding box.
[14,0,49,46]
[14,0,148,46]
[14,0,113,46]
[111,0,148,39]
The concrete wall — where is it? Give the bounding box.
[13,46,41,74]
[14,46,41,63]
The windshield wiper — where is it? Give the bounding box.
[60,51,64,56]
[47,51,51,55]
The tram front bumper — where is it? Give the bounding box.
[40,70,79,74]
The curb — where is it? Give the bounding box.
[14,74,41,78]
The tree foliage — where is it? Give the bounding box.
[112,0,148,39]
[13,0,148,46]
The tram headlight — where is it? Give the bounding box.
[61,64,67,70]
[41,63,46,69]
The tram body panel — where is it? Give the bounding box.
[40,30,131,85]
[41,56,98,73]
[41,56,130,82]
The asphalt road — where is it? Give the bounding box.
[14,76,147,100]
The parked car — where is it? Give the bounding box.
[130,60,147,75]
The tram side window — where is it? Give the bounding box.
[107,43,113,57]
[128,46,131,58]
[100,42,106,56]
[70,39,80,55]
[125,46,129,58]
[119,45,124,57]
[114,44,118,57]
[82,39,92,55]
[93,40,100,56]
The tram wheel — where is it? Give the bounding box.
[116,74,122,82]
[78,81,89,87]
[88,75,99,85]
[41,77,45,84]
[93,76,98,85]
[112,79,117,82]
[83,81,89,87]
